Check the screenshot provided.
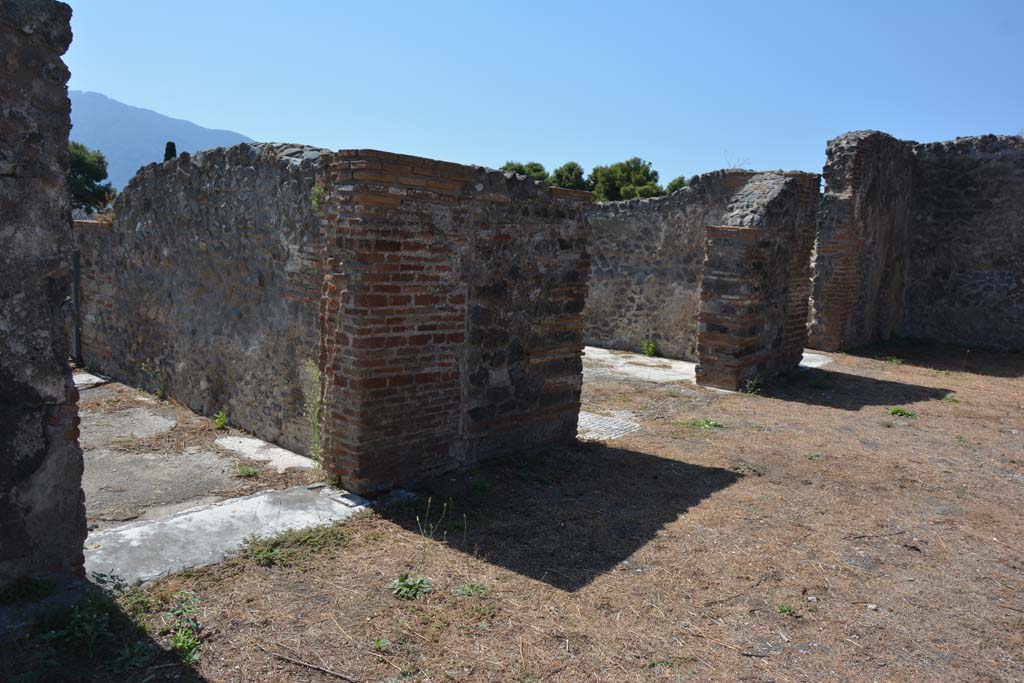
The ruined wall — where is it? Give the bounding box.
[583,171,756,360]
[76,143,324,454]
[807,131,916,351]
[0,0,86,586]
[318,151,591,493]
[696,172,820,390]
[808,131,1024,353]
[903,136,1024,351]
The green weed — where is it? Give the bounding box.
[777,603,796,616]
[688,418,723,430]
[241,524,348,567]
[888,407,917,418]
[640,339,658,357]
[455,582,489,597]
[234,464,259,478]
[214,408,228,429]
[389,574,433,600]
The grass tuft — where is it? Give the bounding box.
[242,524,349,567]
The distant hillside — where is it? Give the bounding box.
[69,91,253,189]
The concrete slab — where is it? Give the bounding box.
[84,485,369,584]
[578,411,642,441]
[78,406,176,450]
[73,369,108,390]
[582,346,832,385]
[215,435,315,473]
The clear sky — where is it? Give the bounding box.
[65,0,1024,183]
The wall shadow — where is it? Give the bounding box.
[0,580,207,683]
[378,443,740,592]
[761,367,951,410]
[845,338,1024,379]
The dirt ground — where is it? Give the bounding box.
[9,342,1023,682]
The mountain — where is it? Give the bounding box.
[69,91,253,189]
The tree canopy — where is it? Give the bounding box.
[589,157,663,202]
[164,140,177,161]
[68,141,114,215]
[500,161,548,182]
[548,161,591,191]
[665,175,689,194]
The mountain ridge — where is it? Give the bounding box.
[69,90,254,189]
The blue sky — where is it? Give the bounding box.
[66,0,1023,183]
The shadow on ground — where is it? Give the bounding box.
[378,443,739,592]
[762,367,952,410]
[0,580,206,683]
[846,338,1024,378]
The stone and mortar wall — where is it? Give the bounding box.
[317,151,591,494]
[808,131,1024,352]
[76,143,325,454]
[696,172,820,390]
[583,170,756,360]
[0,0,86,587]
[903,135,1024,351]
[808,131,915,351]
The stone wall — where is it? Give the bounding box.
[0,0,86,587]
[583,170,756,360]
[808,131,1024,353]
[76,143,325,454]
[903,135,1024,351]
[696,172,820,390]
[807,131,915,351]
[317,151,591,493]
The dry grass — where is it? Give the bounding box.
[37,344,1024,681]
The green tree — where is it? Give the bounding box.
[548,161,592,191]
[164,140,177,161]
[68,141,114,215]
[666,175,689,194]
[588,157,663,202]
[500,160,549,182]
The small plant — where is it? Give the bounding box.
[777,603,796,616]
[389,573,434,600]
[741,377,762,395]
[885,356,904,365]
[640,339,658,357]
[214,408,229,429]
[943,395,960,403]
[955,435,968,446]
[235,464,259,478]
[888,407,917,418]
[171,625,201,664]
[455,582,489,597]
[371,637,391,653]
[956,484,969,500]
[140,359,168,399]
[301,360,323,463]
[808,453,825,461]
[689,418,723,430]
[311,182,326,215]
[242,524,348,567]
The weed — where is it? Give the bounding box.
[956,484,969,500]
[955,435,969,446]
[114,640,155,671]
[640,339,658,357]
[943,395,960,403]
[808,376,830,390]
[372,637,392,653]
[0,575,54,605]
[311,182,326,215]
[170,626,201,664]
[732,463,760,476]
[455,582,489,597]
[389,574,434,600]
[688,418,723,430]
[808,453,826,461]
[241,524,348,567]
[741,377,762,395]
[777,603,796,616]
[885,356,904,365]
[301,359,323,463]
[140,359,168,399]
[889,407,917,418]
[234,464,259,478]
[214,408,229,429]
